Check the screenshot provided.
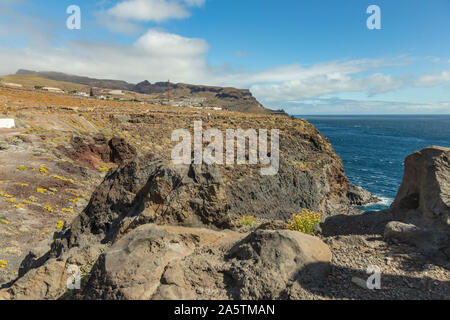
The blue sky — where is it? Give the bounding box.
[0,0,449,114]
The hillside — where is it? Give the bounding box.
[13,70,285,115]
[0,74,87,92]
[16,70,133,91]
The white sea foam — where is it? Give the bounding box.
[362,196,394,208]
[376,196,394,206]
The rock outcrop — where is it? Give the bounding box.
[57,135,137,168]
[390,146,450,227]
[77,226,331,300]
[385,146,450,262]
[347,183,380,206]
[225,230,331,299]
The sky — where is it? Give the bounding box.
[0,0,449,114]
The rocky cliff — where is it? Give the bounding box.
[0,112,351,299]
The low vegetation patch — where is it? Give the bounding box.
[286,209,321,235]
[240,215,256,227]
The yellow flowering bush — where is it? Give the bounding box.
[240,216,256,227]
[286,209,321,235]
[39,166,49,174]
[53,175,75,183]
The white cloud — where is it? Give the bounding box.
[134,29,209,57]
[282,98,450,115]
[246,65,405,103]
[106,0,203,23]
[0,29,211,84]
[414,71,450,87]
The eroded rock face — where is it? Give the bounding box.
[57,134,137,168]
[391,146,450,227]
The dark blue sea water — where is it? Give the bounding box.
[298,115,450,211]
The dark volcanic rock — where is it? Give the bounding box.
[387,146,450,262]
[391,146,450,228]
[57,135,136,168]
[108,137,137,163]
[347,184,380,206]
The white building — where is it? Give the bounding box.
[1,82,23,88]
[0,119,15,129]
[109,90,124,95]
[43,87,64,94]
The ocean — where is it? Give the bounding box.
[299,115,450,211]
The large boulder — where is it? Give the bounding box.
[82,224,195,300]
[82,226,331,300]
[387,146,450,262]
[391,146,450,227]
[225,230,331,299]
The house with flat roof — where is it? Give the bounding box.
[0,118,15,128]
